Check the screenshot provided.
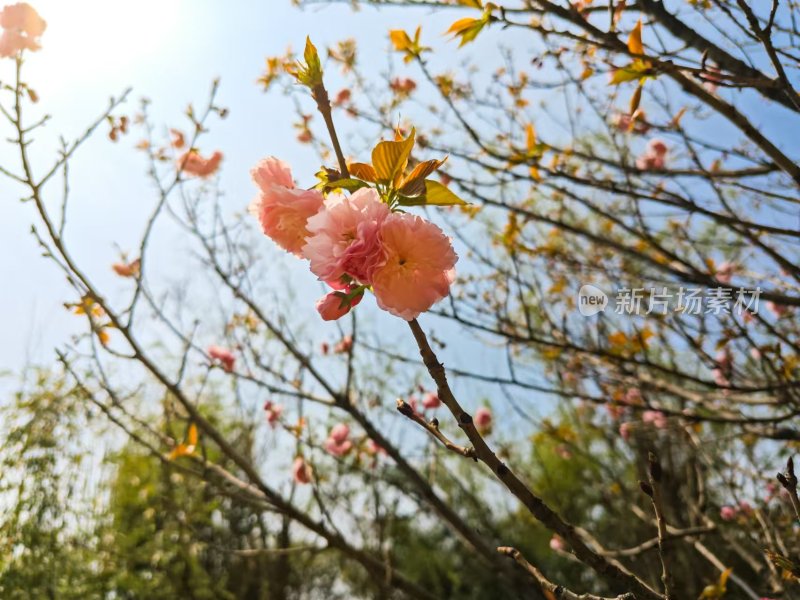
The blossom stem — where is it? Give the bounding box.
[312,83,349,179]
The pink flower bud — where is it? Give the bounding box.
[422,392,441,410]
[549,535,565,552]
[315,287,363,321]
[207,345,235,372]
[474,407,492,433]
[719,505,737,521]
[292,457,312,484]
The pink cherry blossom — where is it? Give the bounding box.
[365,438,386,456]
[263,401,283,428]
[642,410,668,429]
[325,423,353,457]
[178,150,223,178]
[766,301,789,318]
[619,422,634,441]
[474,407,492,433]
[329,423,350,444]
[315,285,364,321]
[549,535,565,552]
[0,3,45,57]
[207,345,235,372]
[719,505,737,521]
[292,456,313,484]
[422,391,441,410]
[371,212,458,320]
[334,335,353,354]
[636,139,668,170]
[611,111,650,134]
[249,157,324,257]
[303,188,390,286]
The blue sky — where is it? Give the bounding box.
[0,1,464,375]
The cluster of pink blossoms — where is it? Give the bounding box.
[0,2,45,58]
[249,157,458,321]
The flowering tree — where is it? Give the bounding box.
[2,0,800,599]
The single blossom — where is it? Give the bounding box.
[250,157,324,257]
[474,407,492,433]
[112,258,140,278]
[263,401,283,428]
[422,392,441,410]
[303,188,390,286]
[178,149,223,178]
[619,422,634,441]
[611,111,650,134]
[325,423,353,457]
[636,138,668,170]
[766,301,789,318]
[371,212,458,320]
[549,535,565,552]
[334,335,353,354]
[207,345,235,372]
[719,505,737,521]
[642,410,668,429]
[0,2,45,57]
[315,285,364,321]
[292,456,313,484]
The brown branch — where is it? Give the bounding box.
[408,318,662,600]
[497,546,635,600]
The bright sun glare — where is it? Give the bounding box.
[25,0,182,93]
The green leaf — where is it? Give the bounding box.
[397,180,468,206]
[324,178,369,192]
[424,180,467,205]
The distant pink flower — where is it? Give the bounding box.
[549,535,565,552]
[329,423,349,443]
[365,438,386,456]
[406,395,420,415]
[750,347,762,360]
[315,285,364,321]
[713,348,732,387]
[636,139,668,170]
[263,401,283,428]
[766,301,789,318]
[611,111,650,134]
[207,345,235,372]
[371,213,458,320]
[422,392,441,410]
[642,410,668,429]
[390,77,417,95]
[715,261,735,285]
[738,500,753,515]
[292,457,313,484]
[249,157,324,257]
[619,422,634,441]
[325,423,353,457]
[719,505,737,521]
[0,3,45,57]
[474,407,492,433]
[303,188,390,286]
[178,150,223,178]
[334,335,353,354]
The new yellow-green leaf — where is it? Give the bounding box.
[457,0,483,6]
[349,162,378,182]
[609,62,650,85]
[389,29,413,51]
[628,20,643,56]
[446,15,489,47]
[399,157,447,196]
[424,180,467,205]
[372,128,416,182]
